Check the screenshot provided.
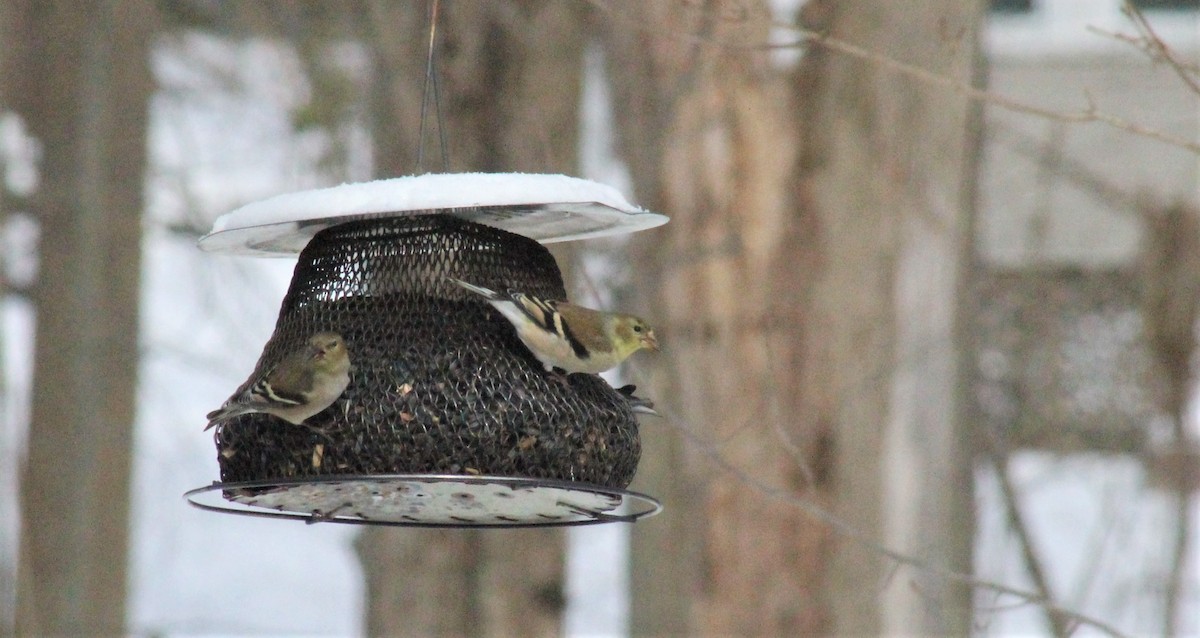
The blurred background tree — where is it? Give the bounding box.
[2,1,156,634]
[2,0,1198,636]
[603,1,982,634]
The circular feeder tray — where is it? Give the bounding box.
[185,474,662,528]
[199,173,668,255]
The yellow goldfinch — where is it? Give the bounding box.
[205,331,351,430]
[448,277,659,375]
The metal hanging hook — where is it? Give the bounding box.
[416,0,449,173]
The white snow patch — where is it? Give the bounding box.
[212,173,645,233]
[200,173,666,255]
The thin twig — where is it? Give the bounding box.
[1086,26,1200,76]
[1122,1,1200,96]
[991,452,1070,638]
[652,409,1132,638]
[1164,487,1190,636]
[786,26,1200,154]
[640,345,1129,637]
[986,122,1143,215]
[587,1,1200,155]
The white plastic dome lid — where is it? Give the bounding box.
[199,172,668,256]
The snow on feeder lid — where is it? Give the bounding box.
[198,172,669,256]
[190,173,666,527]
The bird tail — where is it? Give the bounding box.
[204,404,247,430]
[447,277,501,301]
[616,384,661,418]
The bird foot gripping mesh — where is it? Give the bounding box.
[213,214,642,490]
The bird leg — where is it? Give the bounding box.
[547,366,572,388]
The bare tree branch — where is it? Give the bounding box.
[986,122,1143,215]
[649,406,1133,638]
[990,452,1070,638]
[1164,489,1191,637]
[1123,1,1200,96]
[589,1,1200,155]
[787,25,1200,154]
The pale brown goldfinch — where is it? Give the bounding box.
[448,277,659,375]
[205,331,351,430]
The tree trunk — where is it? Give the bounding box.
[353,3,585,635]
[11,1,155,635]
[804,4,983,633]
[602,3,829,634]
[603,1,983,635]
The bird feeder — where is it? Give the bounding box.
[185,173,667,527]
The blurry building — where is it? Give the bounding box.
[973,1,1199,633]
[978,0,1199,454]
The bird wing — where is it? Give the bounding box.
[257,354,314,405]
[553,303,615,356]
[511,293,592,359]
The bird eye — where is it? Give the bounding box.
[633,325,643,333]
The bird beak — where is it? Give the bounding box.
[642,330,660,352]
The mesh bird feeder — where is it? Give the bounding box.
[185,173,667,527]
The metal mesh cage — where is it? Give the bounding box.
[213,214,642,489]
